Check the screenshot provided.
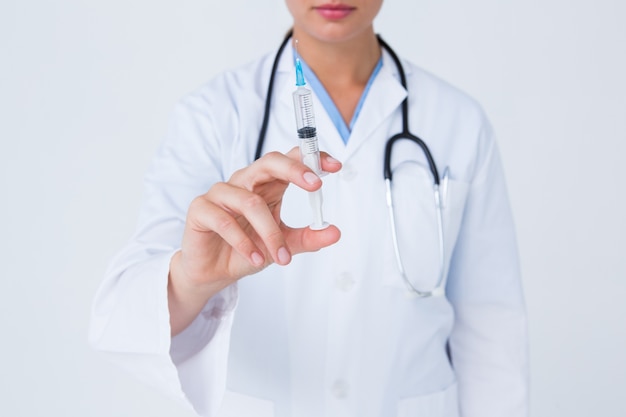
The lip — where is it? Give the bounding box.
[314,4,356,20]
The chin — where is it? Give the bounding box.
[296,22,373,44]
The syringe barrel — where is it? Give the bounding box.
[292,86,322,174]
[293,87,316,134]
[291,76,328,229]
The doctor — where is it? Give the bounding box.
[90,1,528,416]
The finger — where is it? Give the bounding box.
[320,152,343,173]
[187,195,266,267]
[284,147,343,174]
[207,183,292,265]
[282,224,342,255]
[230,151,322,192]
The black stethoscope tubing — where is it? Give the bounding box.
[254,31,293,162]
[254,30,440,187]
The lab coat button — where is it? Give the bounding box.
[340,164,357,181]
[335,272,355,292]
[331,379,349,399]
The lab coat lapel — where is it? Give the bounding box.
[343,51,408,161]
[266,45,298,154]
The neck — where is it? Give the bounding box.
[291,27,381,87]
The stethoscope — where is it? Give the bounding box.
[255,32,448,297]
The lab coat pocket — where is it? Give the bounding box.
[218,390,275,417]
[382,161,469,292]
[397,382,459,417]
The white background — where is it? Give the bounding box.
[1,0,624,416]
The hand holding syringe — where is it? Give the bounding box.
[292,43,328,230]
[166,42,342,335]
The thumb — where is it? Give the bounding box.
[282,224,341,255]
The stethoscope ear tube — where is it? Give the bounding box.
[255,30,294,161]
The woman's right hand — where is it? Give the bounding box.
[168,148,342,335]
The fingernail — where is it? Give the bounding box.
[251,252,264,267]
[277,247,291,264]
[326,155,341,164]
[303,171,320,185]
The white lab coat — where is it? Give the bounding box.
[89,43,528,417]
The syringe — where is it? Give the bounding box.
[292,45,328,230]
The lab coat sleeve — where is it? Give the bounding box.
[445,119,529,417]
[89,93,238,417]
